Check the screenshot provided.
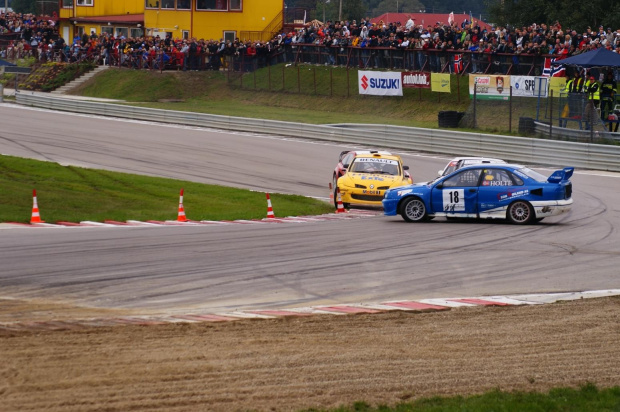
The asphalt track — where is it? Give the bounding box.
[1,104,619,314]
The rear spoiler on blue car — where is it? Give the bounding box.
[547,167,574,183]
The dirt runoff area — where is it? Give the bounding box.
[1,296,619,412]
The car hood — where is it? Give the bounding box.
[340,173,406,186]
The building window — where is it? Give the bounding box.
[177,0,191,9]
[130,28,144,38]
[196,0,227,11]
[223,30,236,43]
[115,27,129,38]
[145,0,158,8]
[161,0,175,8]
[101,26,114,35]
[76,0,94,6]
[230,0,241,11]
[182,30,190,39]
[62,0,72,7]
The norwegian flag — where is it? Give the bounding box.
[542,57,566,77]
[453,54,463,73]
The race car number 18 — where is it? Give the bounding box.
[443,189,465,212]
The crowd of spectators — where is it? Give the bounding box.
[3,9,620,77]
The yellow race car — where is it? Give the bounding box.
[335,151,412,208]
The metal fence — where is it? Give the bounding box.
[462,86,620,143]
[15,91,620,172]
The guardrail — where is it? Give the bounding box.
[14,91,620,172]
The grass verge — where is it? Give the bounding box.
[307,384,620,411]
[0,155,333,223]
[73,66,472,128]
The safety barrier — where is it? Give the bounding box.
[15,91,620,172]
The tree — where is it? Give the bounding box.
[371,0,424,15]
[488,0,620,32]
[11,0,36,13]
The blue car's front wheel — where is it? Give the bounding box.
[400,197,428,222]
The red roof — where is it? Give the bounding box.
[70,14,144,25]
[370,12,493,32]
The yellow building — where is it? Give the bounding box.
[57,0,284,43]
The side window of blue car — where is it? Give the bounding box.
[443,169,482,187]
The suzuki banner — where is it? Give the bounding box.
[511,76,548,98]
[402,71,430,88]
[469,75,511,100]
[358,71,403,96]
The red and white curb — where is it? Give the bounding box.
[1,289,618,332]
[0,209,381,230]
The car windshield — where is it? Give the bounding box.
[349,158,400,175]
[442,161,459,176]
[517,167,547,182]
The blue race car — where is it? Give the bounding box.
[382,164,574,224]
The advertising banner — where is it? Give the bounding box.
[402,71,430,89]
[431,73,451,93]
[511,76,548,98]
[548,77,566,98]
[358,71,403,96]
[469,75,511,100]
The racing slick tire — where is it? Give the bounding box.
[400,197,428,222]
[507,200,534,224]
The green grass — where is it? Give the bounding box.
[0,155,334,223]
[74,65,472,128]
[303,384,620,412]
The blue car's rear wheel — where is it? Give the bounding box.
[400,197,428,222]
[507,200,534,224]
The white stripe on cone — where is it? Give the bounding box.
[30,189,44,223]
[335,188,346,214]
[177,188,188,222]
[266,193,275,218]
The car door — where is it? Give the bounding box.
[431,168,482,217]
[477,168,525,218]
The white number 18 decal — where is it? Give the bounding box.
[443,189,465,212]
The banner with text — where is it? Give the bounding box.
[358,71,403,96]
[402,71,430,88]
[431,73,451,93]
[469,75,511,100]
[510,76,548,98]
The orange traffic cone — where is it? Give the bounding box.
[266,193,275,218]
[335,188,347,214]
[30,189,44,223]
[177,188,188,222]
[329,182,334,205]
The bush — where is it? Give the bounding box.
[19,62,96,92]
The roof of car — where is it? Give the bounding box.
[352,150,393,156]
[353,152,402,161]
[457,163,524,170]
[453,157,506,163]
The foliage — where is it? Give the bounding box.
[0,57,35,87]
[312,0,367,22]
[289,0,491,20]
[371,0,425,16]
[487,0,620,32]
[19,62,95,92]
[10,0,36,14]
